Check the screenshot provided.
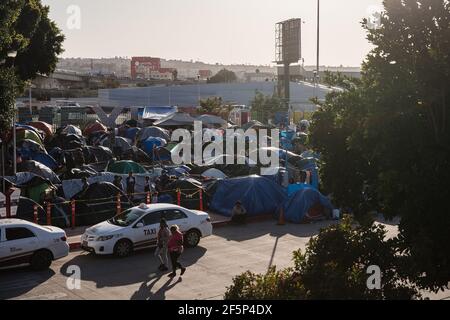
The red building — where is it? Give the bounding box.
[131,57,161,79]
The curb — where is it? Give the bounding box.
[67,214,274,252]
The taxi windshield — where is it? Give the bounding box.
[109,208,145,227]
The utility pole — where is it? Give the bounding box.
[315,0,320,98]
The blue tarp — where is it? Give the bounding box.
[141,137,167,155]
[283,187,333,223]
[210,175,287,217]
[124,127,140,141]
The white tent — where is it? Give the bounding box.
[201,168,227,179]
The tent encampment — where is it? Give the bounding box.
[107,160,147,174]
[18,160,60,184]
[72,182,131,226]
[209,175,287,216]
[283,187,333,223]
[137,126,171,142]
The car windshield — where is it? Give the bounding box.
[109,208,146,227]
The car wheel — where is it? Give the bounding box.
[184,229,201,248]
[114,239,133,258]
[30,250,53,271]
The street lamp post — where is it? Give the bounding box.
[8,51,18,175]
[315,0,320,98]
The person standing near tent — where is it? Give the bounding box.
[126,172,136,201]
[231,201,247,225]
[81,177,89,194]
[113,175,123,192]
[144,176,151,193]
[155,218,170,272]
[167,225,186,277]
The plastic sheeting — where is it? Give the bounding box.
[210,175,287,217]
[62,172,157,199]
[283,187,333,223]
[201,168,227,179]
[17,160,60,184]
[137,126,170,142]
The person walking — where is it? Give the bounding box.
[155,218,170,272]
[167,225,186,277]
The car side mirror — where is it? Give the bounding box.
[135,222,144,228]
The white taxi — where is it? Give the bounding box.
[81,203,213,257]
[0,219,69,270]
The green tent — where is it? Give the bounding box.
[107,160,147,174]
[25,182,52,203]
[16,129,44,146]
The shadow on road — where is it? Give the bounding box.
[0,267,55,300]
[130,274,183,300]
[213,220,336,242]
[59,246,207,289]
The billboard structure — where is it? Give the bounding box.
[131,57,161,79]
[275,18,302,105]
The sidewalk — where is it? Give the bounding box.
[66,212,274,251]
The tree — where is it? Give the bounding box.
[225,216,420,300]
[250,91,286,124]
[309,0,450,290]
[207,69,237,83]
[199,97,223,114]
[0,0,64,131]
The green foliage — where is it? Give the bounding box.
[309,0,450,290]
[0,0,64,131]
[0,68,17,135]
[207,69,237,83]
[225,216,420,300]
[0,0,65,82]
[250,91,286,124]
[199,97,223,114]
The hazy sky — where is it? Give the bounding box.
[42,0,383,67]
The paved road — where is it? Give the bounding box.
[0,220,447,300]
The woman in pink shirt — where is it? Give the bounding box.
[167,225,186,277]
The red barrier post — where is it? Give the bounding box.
[177,189,181,206]
[46,202,52,225]
[116,194,121,215]
[199,189,203,211]
[33,205,38,224]
[5,188,12,218]
[71,199,76,229]
[146,191,151,204]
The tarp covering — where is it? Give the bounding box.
[18,160,60,184]
[283,187,333,223]
[137,126,171,142]
[201,168,227,179]
[140,137,167,155]
[142,106,177,121]
[84,120,108,136]
[61,125,82,136]
[210,175,287,217]
[27,121,53,139]
[154,112,196,127]
[196,114,227,126]
[107,160,147,174]
[72,182,131,226]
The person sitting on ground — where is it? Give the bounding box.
[231,200,247,225]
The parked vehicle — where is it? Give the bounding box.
[81,203,212,257]
[0,219,69,270]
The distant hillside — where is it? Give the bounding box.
[56,57,277,79]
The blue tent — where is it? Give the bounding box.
[141,137,167,155]
[124,127,140,141]
[283,187,333,223]
[210,175,287,217]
